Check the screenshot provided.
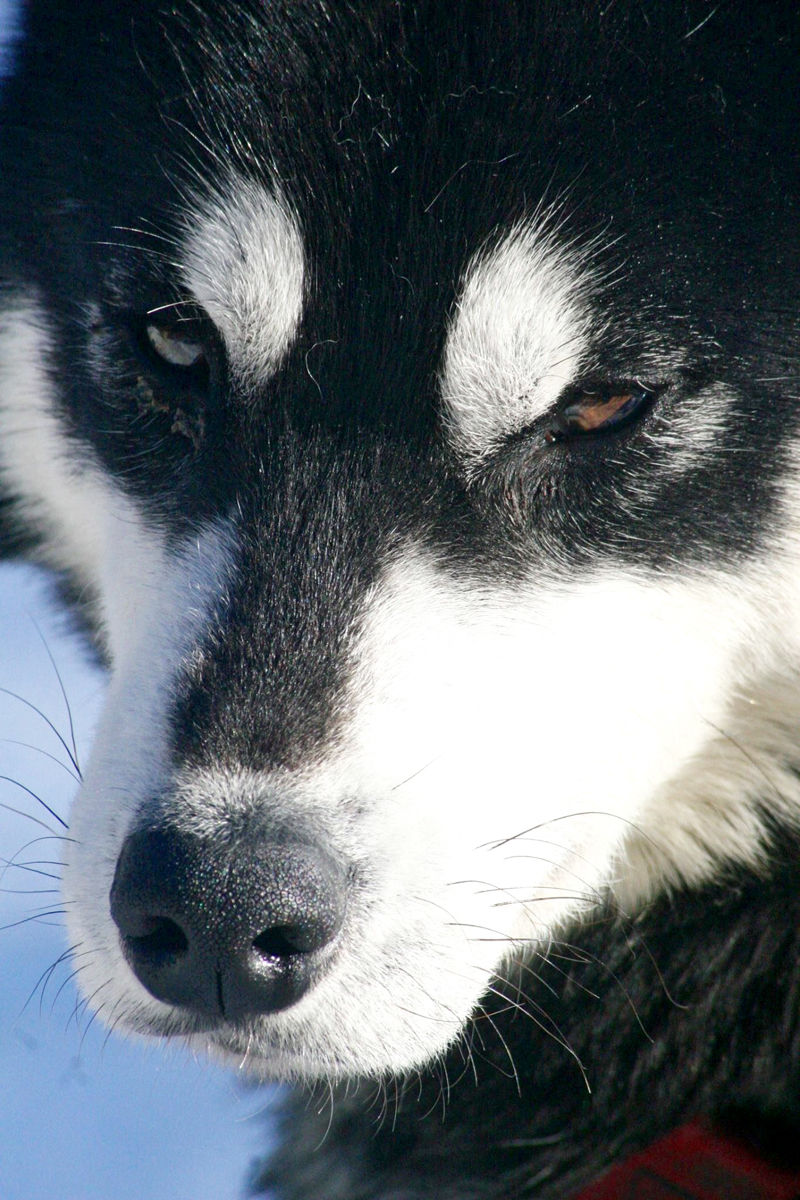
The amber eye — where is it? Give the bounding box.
[545,386,654,444]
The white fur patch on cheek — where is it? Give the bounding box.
[181,172,305,387]
[441,222,596,469]
[339,550,773,948]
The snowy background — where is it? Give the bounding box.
[0,4,277,1197]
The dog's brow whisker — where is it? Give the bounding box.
[144,300,198,318]
[111,223,182,248]
[93,240,182,267]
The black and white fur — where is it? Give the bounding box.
[1,2,800,1195]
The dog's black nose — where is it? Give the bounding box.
[110,826,346,1020]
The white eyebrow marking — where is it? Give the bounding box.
[441,221,596,468]
[181,172,306,386]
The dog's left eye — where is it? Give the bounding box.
[544,386,654,444]
[144,320,207,369]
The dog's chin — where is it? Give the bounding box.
[196,1030,382,1083]
[102,980,472,1081]
[165,1018,458,1082]
[105,1008,316,1078]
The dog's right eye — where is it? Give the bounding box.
[543,384,656,445]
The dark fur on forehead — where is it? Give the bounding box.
[3,4,796,326]
[163,0,800,401]
[5,1,798,327]
[0,1,796,535]
[2,0,799,570]
[0,0,796,600]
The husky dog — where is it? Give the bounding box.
[1,1,799,1195]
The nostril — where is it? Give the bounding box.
[252,925,307,959]
[125,916,189,964]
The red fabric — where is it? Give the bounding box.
[574,1122,800,1199]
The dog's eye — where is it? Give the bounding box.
[144,320,206,369]
[544,386,654,444]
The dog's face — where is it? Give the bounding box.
[1,1,800,1080]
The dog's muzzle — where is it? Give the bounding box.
[110,823,347,1021]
